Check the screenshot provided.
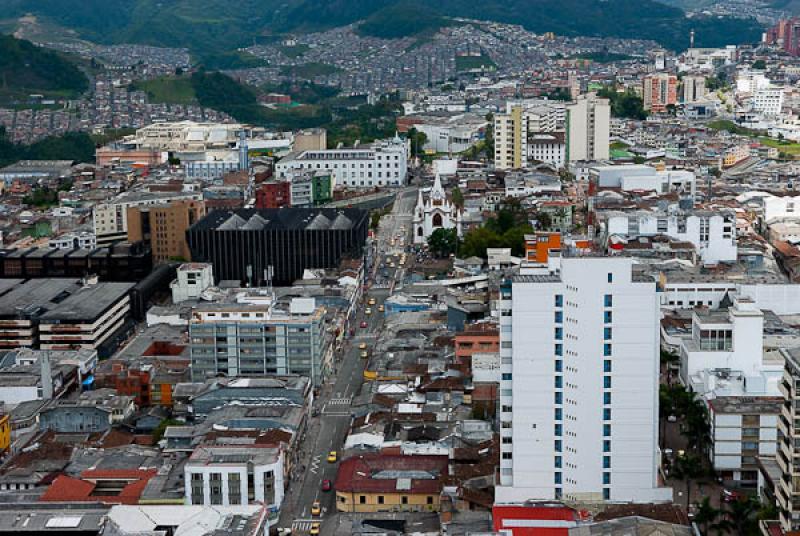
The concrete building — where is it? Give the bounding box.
[255,181,292,209]
[752,88,785,117]
[171,263,214,303]
[495,256,671,504]
[642,74,678,113]
[185,443,284,512]
[275,137,408,188]
[104,504,270,536]
[127,199,206,263]
[566,93,610,163]
[93,191,203,245]
[48,232,97,251]
[682,75,707,104]
[412,174,462,245]
[600,209,737,265]
[589,164,695,194]
[189,296,330,385]
[494,101,565,170]
[39,388,136,433]
[528,132,566,169]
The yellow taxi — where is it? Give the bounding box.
[360,350,368,359]
[365,308,372,315]
[310,523,320,535]
[378,305,385,312]
[327,451,337,463]
[311,500,321,516]
[358,342,367,350]
[368,298,376,306]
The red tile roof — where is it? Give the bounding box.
[39,469,156,505]
[493,504,582,536]
[335,454,448,494]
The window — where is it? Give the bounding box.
[555,344,563,356]
[604,311,612,323]
[555,472,562,484]
[603,440,611,452]
[604,376,612,389]
[502,452,513,459]
[604,392,611,405]
[360,496,367,504]
[427,496,434,505]
[502,405,512,413]
[604,343,612,356]
[555,456,562,468]
[603,488,611,500]
[603,456,611,469]
[603,424,611,437]
[402,496,408,505]
[555,311,563,323]
[604,360,612,373]
[555,440,562,452]
[603,473,611,485]
[555,392,563,404]
[378,496,385,504]
[607,273,613,283]
[604,327,612,340]
[555,408,563,420]
[604,294,613,307]
[555,424,563,436]
[502,373,512,381]
[555,295,563,307]
[555,360,563,372]
[555,376,563,389]
[555,327,563,340]
[603,408,611,420]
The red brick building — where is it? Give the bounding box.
[256,181,292,209]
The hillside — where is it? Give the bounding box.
[0,0,763,55]
[355,3,452,39]
[0,34,88,99]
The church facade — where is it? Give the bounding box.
[413,174,463,245]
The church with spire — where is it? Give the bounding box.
[413,174,463,245]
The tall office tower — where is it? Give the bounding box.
[778,348,800,531]
[682,75,707,104]
[642,73,678,113]
[496,256,671,504]
[566,93,610,163]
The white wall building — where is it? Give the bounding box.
[494,101,566,170]
[682,75,707,104]
[496,256,671,504]
[566,93,610,163]
[171,263,215,303]
[275,137,408,188]
[601,209,737,265]
[48,232,97,250]
[590,164,695,194]
[412,174,462,244]
[752,88,785,117]
[185,444,284,513]
[528,132,566,169]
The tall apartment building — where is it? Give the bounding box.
[494,101,565,170]
[93,191,203,245]
[127,199,206,263]
[189,297,330,386]
[777,347,800,531]
[682,75,707,104]
[752,88,785,117]
[495,256,670,504]
[642,74,678,113]
[566,93,610,163]
[275,137,408,188]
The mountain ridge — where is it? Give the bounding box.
[0,0,764,56]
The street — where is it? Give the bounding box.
[277,188,417,534]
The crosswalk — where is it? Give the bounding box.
[323,396,352,416]
[328,397,352,405]
[292,519,318,532]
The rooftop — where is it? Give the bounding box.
[335,454,448,494]
[189,208,367,233]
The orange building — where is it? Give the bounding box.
[454,323,499,366]
[524,232,561,264]
[127,199,206,263]
[642,73,678,114]
[96,147,162,168]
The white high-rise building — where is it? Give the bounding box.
[494,101,566,170]
[566,93,610,163]
[496,256,671,504]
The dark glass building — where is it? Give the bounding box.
[186,208,369,286]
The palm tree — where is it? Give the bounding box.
[672,454,704,511]
[722,497,758,536]
[694,497,722,535]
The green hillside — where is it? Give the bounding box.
[0,34,88,99]
[130,76,196,105]
[0,0,764,55]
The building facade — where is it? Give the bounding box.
[412,174,462,245]
[566,93,610,163]
[127,199,206,263]
[495,256,670,504]
[643,74,678,113]
[275,137,408,188]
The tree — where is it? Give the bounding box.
[535,211,553,230]
[721,497,758,536]
[672,454,704,510]
[428,228,459,258]
[484,113,494,161]
[451,186,464,209]
[407,127,428,158]
[752,59,766,70]
[459,227,499,259]
[694,497,722,535]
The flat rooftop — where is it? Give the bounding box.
[38,282,134,322]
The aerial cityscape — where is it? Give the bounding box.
[5,0,800,535]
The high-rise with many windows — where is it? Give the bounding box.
[496,256,671,503]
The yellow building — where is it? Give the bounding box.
[334,454,447,513]
[0,414,10,454]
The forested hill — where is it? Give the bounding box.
[0,34,88,97]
